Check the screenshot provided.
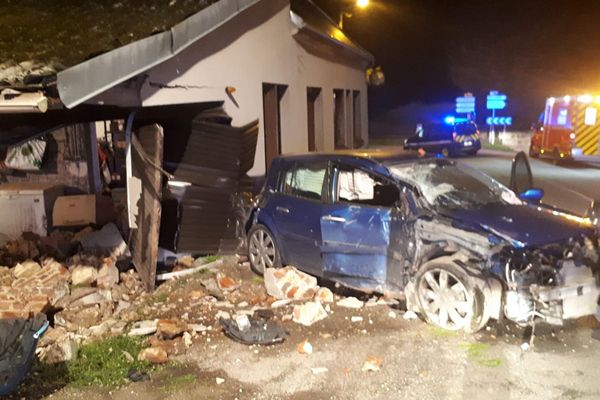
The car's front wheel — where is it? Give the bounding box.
[247,224,281,275]
[414,259,487,332]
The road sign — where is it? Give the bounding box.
[486,116,512,125]
[486,91,507,110]
[456,95,475,114]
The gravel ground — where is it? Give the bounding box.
[43,294,600,400]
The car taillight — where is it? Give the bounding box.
[452,132,457,140]
[569,132,576,140]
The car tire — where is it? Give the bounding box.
[529,144,539,158]
[414,258,488,333]
[552,148,561,165]
[247,224,281,275]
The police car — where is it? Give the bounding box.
[404,118,481,157]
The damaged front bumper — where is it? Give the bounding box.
[505,262,600,325]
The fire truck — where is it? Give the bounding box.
[529,95,600,162]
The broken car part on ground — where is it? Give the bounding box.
[246,149,600,332]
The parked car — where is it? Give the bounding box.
[246,149,600,332]
[404,120,481,157]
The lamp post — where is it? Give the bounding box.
[338,0,370,29]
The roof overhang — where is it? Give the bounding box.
[56,0,263,109]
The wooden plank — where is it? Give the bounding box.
[129,124,163,291]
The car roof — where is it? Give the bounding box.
[274,148,420,165]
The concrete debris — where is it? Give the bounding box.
[314,287,334,303]
[362,355,383,372]
[270,299,292,309]
[183,331,193,348]
[78,223,129,259]
[351,316,364,323]
[388,311,397,319]
[138,347,168,364]
[40,339,79,364]
[157,319,188,340]
[128,320,158,336]
[12,260,41,279]
[189,323,210,333]
[70,265,97,286]
[403,311,418,320]
[292,301,328,326]
[310,367,328,375]
[156,258,223,281]
[216,377,225,385]
[122,350,135,363]
[264,266,318,301]
[520,343,530,351]
[297,340,313,354]
[217,272,239,291]
[96,262,119,289]
[216,310,231,320]
[337,297,364,309]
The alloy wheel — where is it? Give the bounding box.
[417,268,474,331]
[248,228,276,274]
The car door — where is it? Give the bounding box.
[320,163,413,292]
[271,160,327,275]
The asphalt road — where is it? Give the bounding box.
[458,150,600,216]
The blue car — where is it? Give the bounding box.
[246,149,600,332]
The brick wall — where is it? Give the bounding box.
[1,125,90,193]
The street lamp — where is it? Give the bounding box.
[339,0,370,29]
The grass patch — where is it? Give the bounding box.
[34,336,153,389]
[460,342,502,367]
[429,326,460,338]
[482,142,514,152]
[160,373,197,394]
[153,291,169,303]
[200,255,221,264]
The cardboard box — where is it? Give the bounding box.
[53,195,96,227]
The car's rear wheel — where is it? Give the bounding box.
[247,224,281,275]
[414,259,487,332]
[529,144,539,158]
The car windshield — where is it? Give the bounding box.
[389,160,522,210]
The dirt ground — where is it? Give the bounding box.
[25,259,600,400]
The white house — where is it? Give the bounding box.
[58,0,375,176]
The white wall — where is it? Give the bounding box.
[139,2,369,176]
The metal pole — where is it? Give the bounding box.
[339,11,344,29]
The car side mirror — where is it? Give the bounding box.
[519,188,544,203]
[510,151,534,194]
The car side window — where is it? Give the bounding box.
[282,162,327,200]
[335,166,400,208]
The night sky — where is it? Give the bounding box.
[314,0,600,127]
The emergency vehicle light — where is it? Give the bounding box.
[578,95,592,103]
[548,97,555,105]
[563,95,571,103]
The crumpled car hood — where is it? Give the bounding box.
[444,204,591,247]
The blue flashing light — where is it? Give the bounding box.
[444,116,455,124]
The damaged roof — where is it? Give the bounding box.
[0,0,218,86]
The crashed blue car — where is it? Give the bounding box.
[246,150,600,332]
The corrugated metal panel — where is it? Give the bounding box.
[160,111,258,255]
[57,0,264,109]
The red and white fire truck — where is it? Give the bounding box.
[530,95,600,162]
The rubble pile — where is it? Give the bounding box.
[0,225,147,363]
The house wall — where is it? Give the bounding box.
[139,2,369,176]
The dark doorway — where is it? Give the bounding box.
[334,89,346,149]
[353,90,362,148]
[307,87,322,152]
[263,83,287,170]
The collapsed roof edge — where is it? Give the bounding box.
[56,0,263,109]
